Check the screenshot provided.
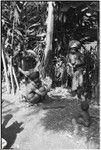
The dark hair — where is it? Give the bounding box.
[81,101,89,111]
[29,71,40,81]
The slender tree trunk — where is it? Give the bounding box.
[9,57,15,94]
[44,2,54,74]
[12,20,14,50]
[12,67,19,91]
[2,50,10,93]
[10,14,15,94]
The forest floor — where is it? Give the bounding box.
[2,82,100,149]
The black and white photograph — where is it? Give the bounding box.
[1,1,100,149]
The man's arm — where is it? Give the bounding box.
[18,67,30,77]
[74,62,85,72]
[35,89,42,95]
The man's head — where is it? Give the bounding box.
[69,40,81,54]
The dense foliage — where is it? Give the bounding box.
[53,1,99,55]
[1,1,99,100]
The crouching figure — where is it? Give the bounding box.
[19,67,52,104]
[28,75,52,104]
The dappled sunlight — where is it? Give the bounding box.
[1,1,99,149]
[40,96,100,149]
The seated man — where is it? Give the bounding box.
[27,75,52,104]
[19,67,52,104]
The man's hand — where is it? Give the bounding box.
[35,89,42,95]
[24,71,29,76]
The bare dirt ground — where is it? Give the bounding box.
[2,84,100,149]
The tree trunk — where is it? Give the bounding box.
[12,19,14,51]
[9,57,15,95]
[44,2,54,75]
[2,50,10,93]
[12,67,19,91]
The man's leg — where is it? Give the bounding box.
[79,71,83,87]
[29,93,41,104]
[72,71,79,91]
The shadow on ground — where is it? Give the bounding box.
[40,97,100,148]
[2,114,24,149]
[41,97,80,132]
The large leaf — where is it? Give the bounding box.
[26,50,37,57]
[59,1,99,13]
[14,29,22,36]
[26,28,35,34]
[28,23,40,29]
[14,35,23,43]
[14,7,20,24]
[7,29,12,36]
[37,33,46,37]
[29,33,36,36]
[2,19,12,27]
[90,2,99,11]
[5,38,11,48]
[60,1,84,12]
[16,3,21,13]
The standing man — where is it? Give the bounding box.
[66,40,84,94]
